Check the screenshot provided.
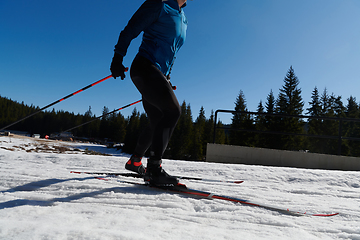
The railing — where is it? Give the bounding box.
[213,109,360,155]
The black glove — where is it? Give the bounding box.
[110,53,126,80]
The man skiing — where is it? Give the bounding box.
[110,0,188,187]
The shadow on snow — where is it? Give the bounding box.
[0,177,158,210]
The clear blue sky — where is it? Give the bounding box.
[1,0,360,125]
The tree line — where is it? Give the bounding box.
[229,66,360,157]
[0,95,225,160]
[1,65,360,159]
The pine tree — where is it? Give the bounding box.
[82,106,98,138]
[330,94,348,155]
[203,109,215,146]
[254,100,266,147]
[109,112,126,143]
[332,95,346,118]
[263,89,280,149]
[344,96,360,156]
[168,101,193,160]
[308,87,322,117]
[84,106,93,118]
[72,113,83,137]
[122,108,141,153]
[190,107,206,160]
[102,107,110,120]
[215,120,226,144]
[306,86,322,153]
[275,66,304,150]
[345,96,358,118]
[265,90,275,115]
[318,89,340,154]
[276,66,304,115]
[99,106,110,139]
[229,90,254,146]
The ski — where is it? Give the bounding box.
[84,173,339,217]
[70,171,244,184]
[175,187,339,217]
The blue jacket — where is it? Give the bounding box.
[114,0,187,76]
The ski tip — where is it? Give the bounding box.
[312,212,339,217]
[234,181,244,184]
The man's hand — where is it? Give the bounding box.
[110,53,127,80]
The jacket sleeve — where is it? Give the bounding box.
[114,0,162,57]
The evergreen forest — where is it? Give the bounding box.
[1,66,360,159]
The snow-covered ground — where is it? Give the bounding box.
[0,135,359,240]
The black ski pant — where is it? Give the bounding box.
[130,54,181,161]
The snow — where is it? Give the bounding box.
[0,135,359,240]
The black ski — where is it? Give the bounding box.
[70,171,244,184]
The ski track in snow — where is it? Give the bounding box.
[0,135,359,240]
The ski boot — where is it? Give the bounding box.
[125,155,145,176]
[144,159,178,187]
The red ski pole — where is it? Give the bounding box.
[59,99,142,134]
[0,70,128,132]
[58,84,177,135]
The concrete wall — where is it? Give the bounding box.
[206,143,360,171]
